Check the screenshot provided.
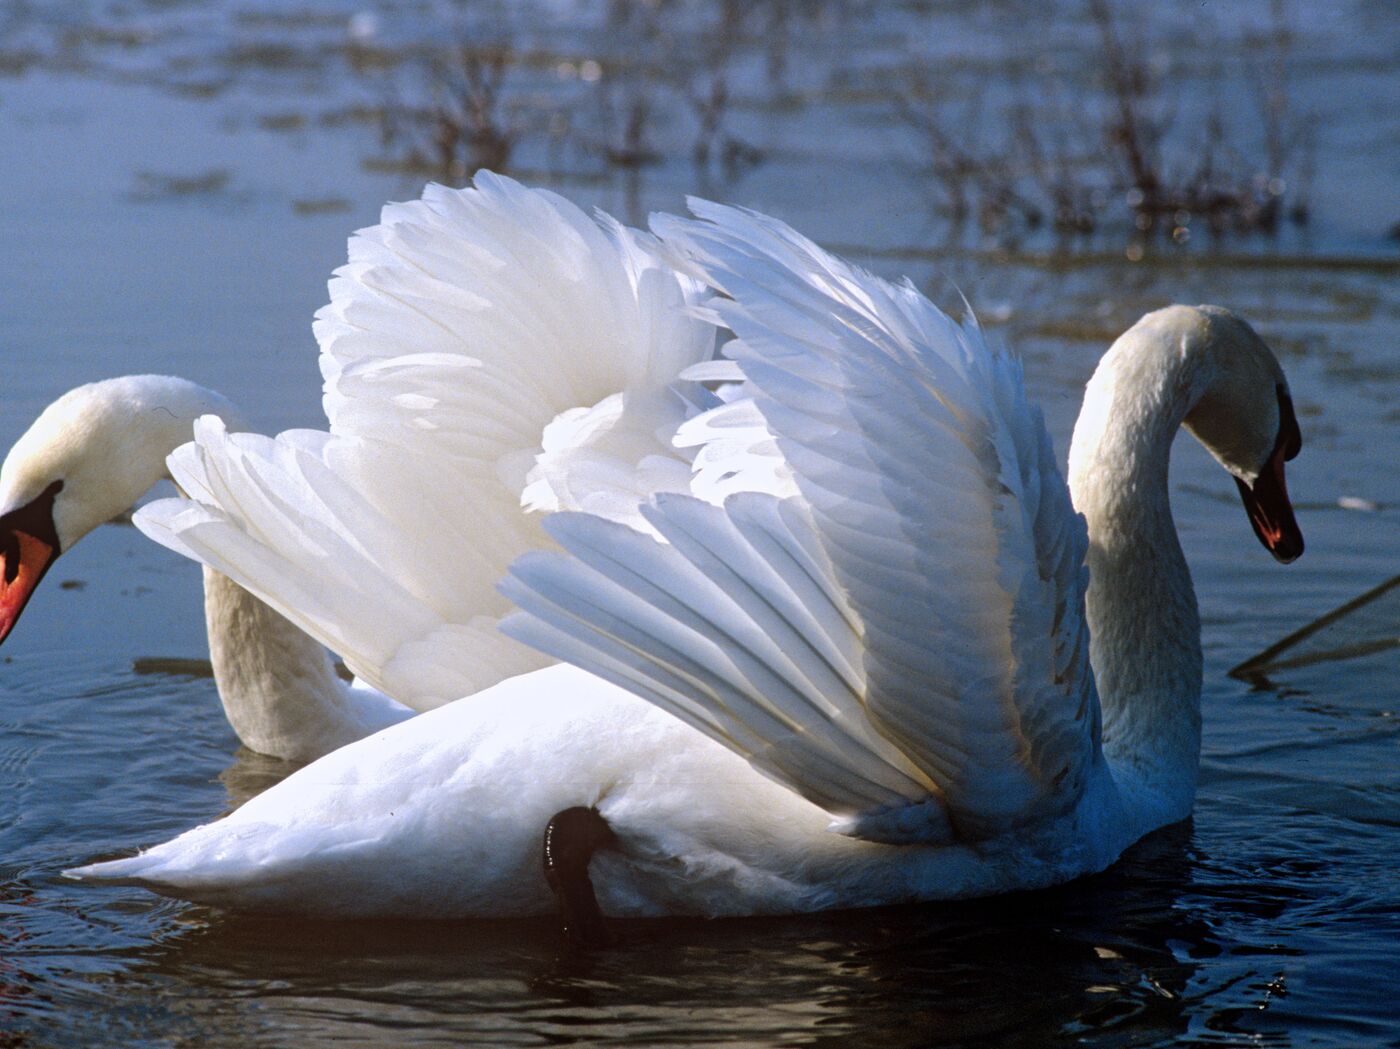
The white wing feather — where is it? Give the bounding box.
[135,174,715,710]
[503,202,1099,843]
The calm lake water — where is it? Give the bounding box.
[1,2,1398,1045]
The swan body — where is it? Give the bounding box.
[69,180,1302,919]
[0,375,412,761]
[69,662,1130,918]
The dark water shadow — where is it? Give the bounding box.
[69,821,1282,1048]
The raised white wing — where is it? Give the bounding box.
[502,202,1100,844]
[136,173,715,711]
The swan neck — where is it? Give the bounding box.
[1068,326,1216,816]
[202,566,372,763]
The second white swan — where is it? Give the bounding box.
[0,174,716,761]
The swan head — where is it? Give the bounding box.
[0,375,241,643]
[1164,305,1304,563]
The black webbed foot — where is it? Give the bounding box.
[542,806,617,947]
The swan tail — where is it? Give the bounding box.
[62,821,269,896]
[66,851,184,887]
[62,829,350,913]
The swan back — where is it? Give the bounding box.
[505,219,1305,853]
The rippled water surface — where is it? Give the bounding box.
[2,2,1398,1045]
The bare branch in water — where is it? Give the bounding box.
[895,0,1316,246]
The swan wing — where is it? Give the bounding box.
[503,203,1100,843]
[135,174,715,710]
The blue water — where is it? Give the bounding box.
[1,1,1398,1045]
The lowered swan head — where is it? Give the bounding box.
[1070,304,1303,563]
[0,375,241,643]
[1176,306,1303,563]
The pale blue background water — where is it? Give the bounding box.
[0,2,1397,1045]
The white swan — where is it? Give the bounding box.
[1,174,716,762]
[0,375,412,760]
[67,193,1302,922]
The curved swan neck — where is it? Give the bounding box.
[203,566,395,763]
[1067,312,1221,815]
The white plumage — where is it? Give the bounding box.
[0,375,414,762]
[136,173,718,712]
[68,179,1303,919]
[506,202,1098,845]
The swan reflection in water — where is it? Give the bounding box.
[8,650,1354,1046]
[118,819,1295,1048]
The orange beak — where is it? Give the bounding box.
[1235,385,1303,564]
[0,529,59,644]
[0,480,64,645]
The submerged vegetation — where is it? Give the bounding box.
[365,0,1320,248]
[895,0,1315,246]
[377,0,779,185]
[1,0,1385,251]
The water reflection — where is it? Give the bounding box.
[16,621,1383,1046]
[217,749,301,812]
[59,819,1329,1048]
